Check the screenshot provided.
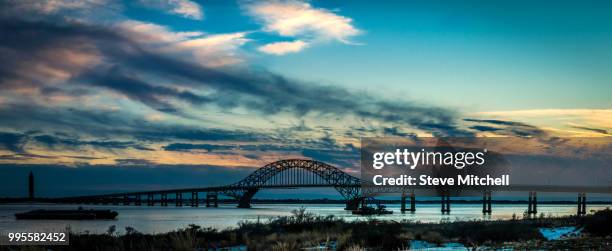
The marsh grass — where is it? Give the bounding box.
[3,208,611,250]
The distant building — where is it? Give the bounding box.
[28,171,34,199]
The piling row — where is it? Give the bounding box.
[71,191,589,216]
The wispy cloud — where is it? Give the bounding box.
[3,0,112,14]
[118,20,250,67]
[2,0,519,169]
[138,0,203,20]
[464,118,547,137]
[475,109,612,136]
[246,0,361,55]
[0,1,469,167]
[258,40,308,55]
[0,18,461,134]
[570,125,610,135]
[0,132,27,154]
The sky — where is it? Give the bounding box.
[0,0,611,197]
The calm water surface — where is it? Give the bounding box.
[1,203,609,234]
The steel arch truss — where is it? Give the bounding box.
[222,159,362,201]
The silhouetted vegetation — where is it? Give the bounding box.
[3,207,612,250]
[584,208,612,236]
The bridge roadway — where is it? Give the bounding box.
[54,159,612,213]
[62,183,612,199]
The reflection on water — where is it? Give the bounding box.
[0,203,610,234]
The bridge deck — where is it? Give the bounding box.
[52,159,612,201]
[60,184,612,200]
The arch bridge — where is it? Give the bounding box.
[61,159,365,209]
[57,159,612,214]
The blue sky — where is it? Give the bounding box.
[258,0,612,111]
[0,0,610,197]
[119,0,612,111]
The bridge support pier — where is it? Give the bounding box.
[411,192,416,212]
[482,191,492,214]
[123,195,129,205]
[206,193,218,207]
[401,192,416,213]
[175,193,182,207]
[528,191,537,216]
[147,194,154,206]
[161,193,168,206]
[345,197,362,211]
[577,193,587,216]
[191,192,199,207]
[237,189,257,208]
[401,193,406,212]
[441,193,450,214]
[135,194,141,206]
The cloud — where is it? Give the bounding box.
[0,21,103,90]
[474,109,612,136]
[168,32,251,67]
[468,125,501,132]
[0,132,27,153]
[570,126,609,135]
[32,134,154,151]
[2,0,112,14]
[0,8,476,167]
[0,130,154,157]
[162,139,360,168]
[476,109,612,130]
[0,0,121,22]
[382,127,416,137]
[117,20,204,43]
[139,0,203,20]
[114,158,155,166]
[163,143,234,152]
[0,104,273,144]
[247,0,360,42]
[0,153,57,161]
[465,118,547,137]
[117,20,250,67]
[80,67,212,113]
[0,18,463,136]
[258,40,308,55]
[246,0,361,54]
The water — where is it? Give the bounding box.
[0,203,609,234]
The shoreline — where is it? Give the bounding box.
[3,198,612,205]
[4,208,612,250]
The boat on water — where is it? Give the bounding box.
[15,207,118,220]
[352,204,393,215]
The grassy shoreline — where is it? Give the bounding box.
[4,208,612,250]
